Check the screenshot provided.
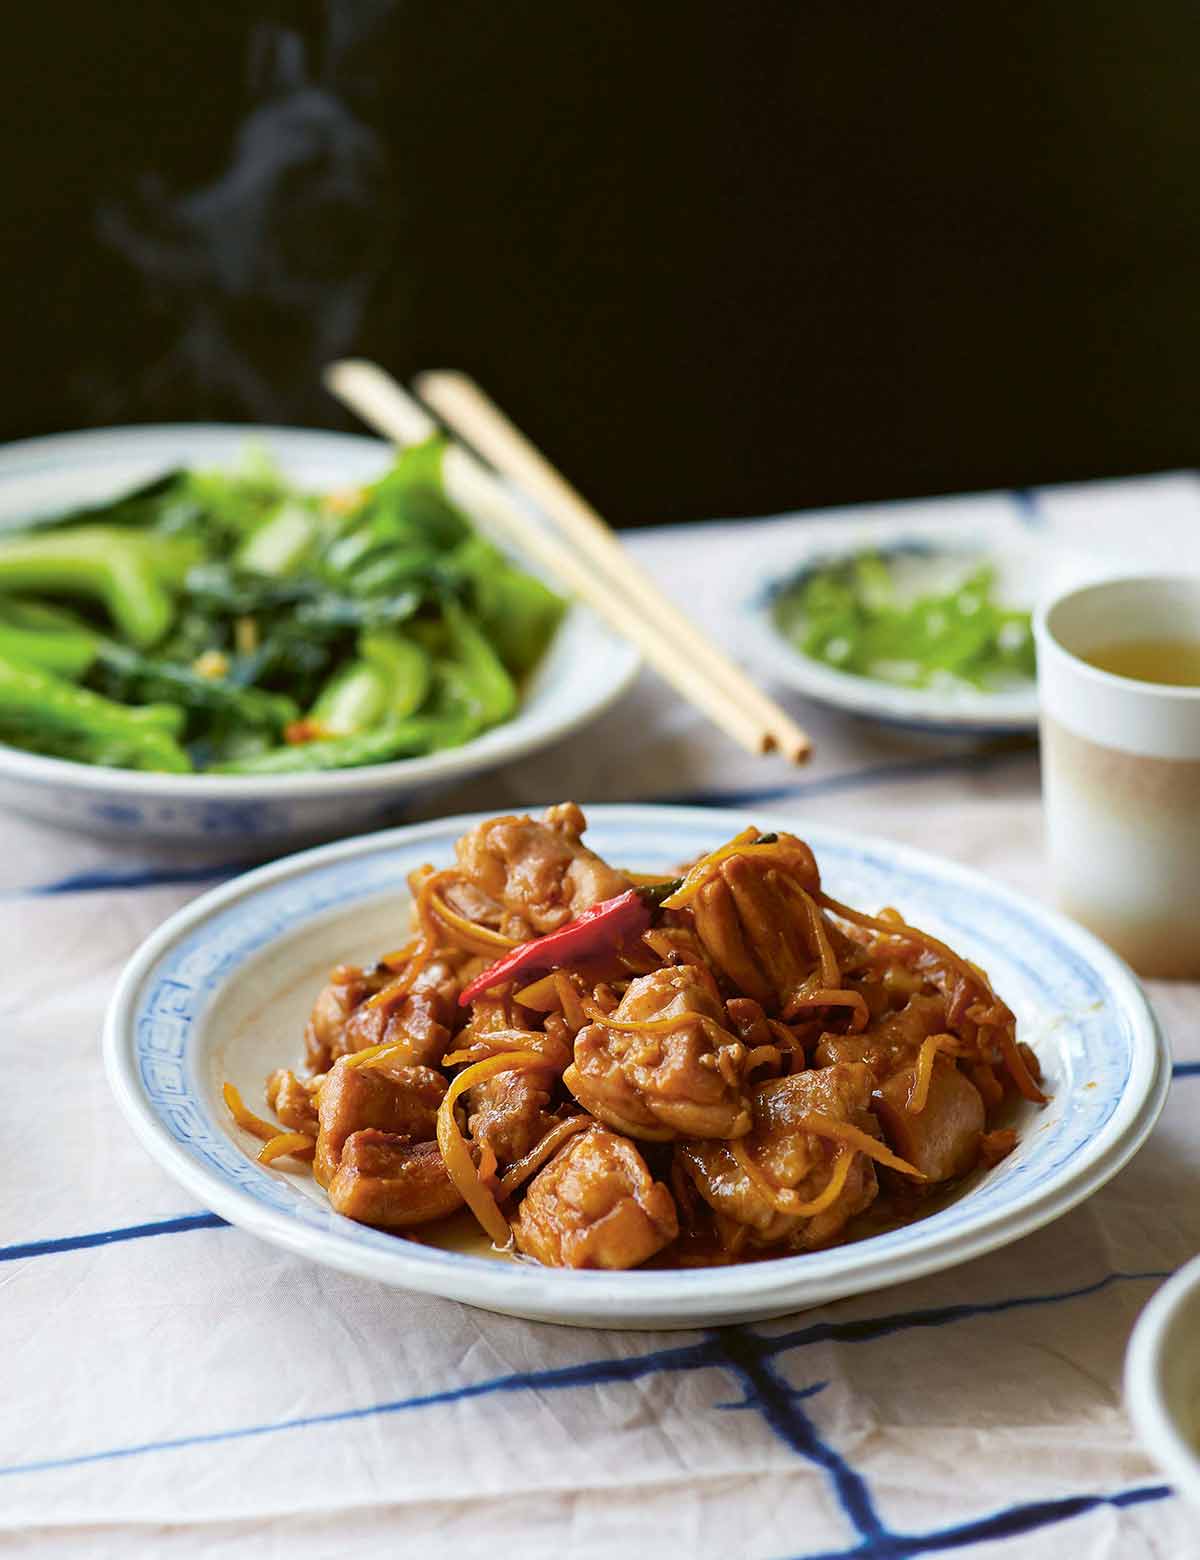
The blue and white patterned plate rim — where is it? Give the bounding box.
[104,804,1169,1325]
[0,424,639,799]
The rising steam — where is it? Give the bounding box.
[95,13,399,424]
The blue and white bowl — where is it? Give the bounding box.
[104,805,1168,1329]
[0,425,639,845]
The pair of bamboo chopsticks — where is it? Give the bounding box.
[323,359,811,763]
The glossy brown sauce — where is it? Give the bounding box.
[406,1167,976,1268]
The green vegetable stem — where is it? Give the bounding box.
[307,631,431,736]
[92,643,298,731]
[233,500,321,577]
[448,536,564,674]
[0,600,98,678]
[212,715,454,774]
[440,599,517,727]
[0,526,201,648]
[0,653,191,771]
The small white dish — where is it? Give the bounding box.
[0,425,638,845]
[104,804,1169,1329]
[738,530,1072,734]
[1126,1254,1200,1506]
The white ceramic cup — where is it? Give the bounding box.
[1034,574,1200,979]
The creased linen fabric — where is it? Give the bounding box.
[2,474,1197,1559]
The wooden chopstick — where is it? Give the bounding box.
[325,360,436,447]
[324,360,802,761]
[325,360,768,756]
[415,370,811,764]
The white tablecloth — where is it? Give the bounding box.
[3,474,1199,1558]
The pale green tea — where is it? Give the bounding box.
[1082,637,1200,687]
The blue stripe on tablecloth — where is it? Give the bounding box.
[1173,1062,1200,1078]
[17,860,255,897]
[0,1268,1165,1472]
[721,1334,886,1539]
[791,1481,1170,1559]
[0,1335,730,1477]
[758,1268,1170,1353]
[0,1212,227,1263]
[0,1264,1171,1554]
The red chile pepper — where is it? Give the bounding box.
[457,880,681,1007]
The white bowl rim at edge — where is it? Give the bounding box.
[103,803,1171,1326]
[1126,1254,1200,1502]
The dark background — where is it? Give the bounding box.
[5,3,1200,525]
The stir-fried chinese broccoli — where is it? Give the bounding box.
[0,438,564,773]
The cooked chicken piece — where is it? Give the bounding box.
[427,869,503,929]
[512,1125,678,1269]
[467,1068,557,1164]
[689,836,825,1011]
[873,1059,984,1182]
[314,1056,446,1188]
[453,802,631,936]
[723,994,807,1075]
[978,1127,1018,1168]
[303,963,390,1072]
[305,953,470,1074]
[642,922,714,973]
[678,1062,879,1250]
[564,966,753,1141]
[343,953,468,1068]
[724,996,774,1050]
[328,1131,462,1227]
[814,993,948,1077]
[265,1069,319,1137]
[814,995,985,1182]
[1016,1041,1042,1088]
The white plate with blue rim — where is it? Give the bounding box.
[0,425,638,845]
[736,528,1089,735]
[103,803,1168,1329]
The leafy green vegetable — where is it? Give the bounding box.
[440,598,517,726]
[321,437,468,590]
[91,642,298,730]
[0,440,564,773]
[233,500,321,577]
[176,445,291,541]
[448,535,565,674]
[773,551,1036,691]
[307,631,430,736]
[211,715,456,774]
[0,526,201,648]
[0,652,191,771]
[0,599,98,678]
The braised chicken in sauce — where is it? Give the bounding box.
[225,805,1045,1271]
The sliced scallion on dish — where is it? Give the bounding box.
[772,550,1035,691]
